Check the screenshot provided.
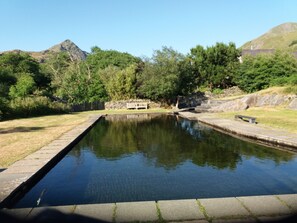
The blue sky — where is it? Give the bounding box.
[0,0,296,57]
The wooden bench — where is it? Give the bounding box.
[126,102,148,109]
[235,115,257,124]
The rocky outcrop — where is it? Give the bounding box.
[47,39,88,61]
[288,98,297,110]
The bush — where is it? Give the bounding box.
[0,97,10,120]
[9,96,70,118]
[271,75,297,86]
[212,88,223,95]
[235,51,297,92]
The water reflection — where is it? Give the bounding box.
[70,114,293,170]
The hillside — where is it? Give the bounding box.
[241,22,297,50]
[0,39,88,62]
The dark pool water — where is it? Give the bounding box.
[15,114,297,208]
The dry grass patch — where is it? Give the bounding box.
[0,113,89,168]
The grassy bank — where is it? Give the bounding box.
[217,107,297,134]
[0,108,169,168]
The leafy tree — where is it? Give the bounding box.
[235,50,297,92]
[9,74,36,98]
[55,61,108,104]
[0,52,50,88]
[99,64,137,100]
[190,42,241,89]
[138,47,190,102]
[86,47,141,72]
[177,57,197,95]
[0,69,16,100]
[41,52,72,93]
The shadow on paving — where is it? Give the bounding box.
[0,209,109,223]
[1,209,297,223]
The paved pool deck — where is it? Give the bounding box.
[179,112,297,151]
[0,112,297,222]
[1,194,297,222]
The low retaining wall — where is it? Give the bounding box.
[105,100,161,110]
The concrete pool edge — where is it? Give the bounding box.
[1,194,297,222]
[0,115,102,208]
[1,112,297,222]
[179,112,297,152]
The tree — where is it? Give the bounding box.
[86,47,142,72]
[99,64,137,100]
[138,47,191,102]
[55,61,108,104]
[41,52,72,93]
[235,50,297,92]
[0,52,50,88]
[190,42,241,89]
[9,73,36,98]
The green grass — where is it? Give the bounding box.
[241,23,297,49]
[217,107,297,134]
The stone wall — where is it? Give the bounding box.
[209,93,297,112]
[176,92,207,109]
[105,99,161,110]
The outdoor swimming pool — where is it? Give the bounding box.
[14,114,297,208]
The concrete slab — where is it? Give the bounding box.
[25,153,57,160]
[158,199,205,221]
[0,207,32,220]
[237,195,291,216]
[27,205,75,222]
[8,159,50,167]
[212,218,257,223]
[0,173,31,202]
[116,201,158,222]
[74,203,114,222]
[199,197,250,219]
[4,165,42,174]
[277,194,297,213]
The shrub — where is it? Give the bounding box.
[0,97,10,120]
[212,88,223,95]
[9,96,70,118]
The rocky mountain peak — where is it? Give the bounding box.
[47,39,88,61]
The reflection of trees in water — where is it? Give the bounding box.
[72,115,294,170]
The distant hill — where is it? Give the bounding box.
[241,22,297,50]
[0,39,88,62]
